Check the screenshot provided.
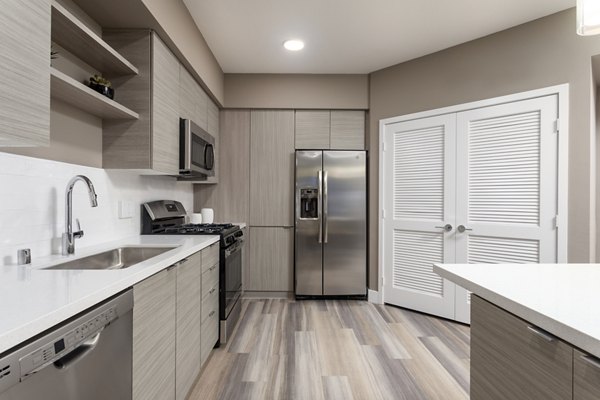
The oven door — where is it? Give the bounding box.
[221,240,242,320]
[180,118,215,177]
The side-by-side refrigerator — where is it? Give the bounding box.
[295,150,367,297]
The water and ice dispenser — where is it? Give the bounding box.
[299,188,319,219]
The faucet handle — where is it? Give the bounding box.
[74,218,84,239]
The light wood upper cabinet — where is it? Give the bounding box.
[202,100,220,184]
[133,268,176,400]
[194,110,250,221]
[103,31,179,174]
[178,66,196,122]
[208,100,219,138]
[175,253,202,400]
[247,227,293,291]
[179,65,208,130]
[295,110,330,149]
[0,0,50,147]
[330,110,365,150]
[250,110,295,226]
[151,35,180,174]
[293,110,365,150]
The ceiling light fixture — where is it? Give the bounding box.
[577,0,600,36]
[283,39,304,51]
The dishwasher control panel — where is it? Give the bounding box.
[19,306,118,378]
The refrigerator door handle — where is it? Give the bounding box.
[323,170,329,243]
[318,170,323,243]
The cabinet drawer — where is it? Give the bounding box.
[202,263,219,298]
[471,295,572,400]
[574,349,600,400]
[200,308,219,366]
[202,243,219,273]
[202,283,219,323]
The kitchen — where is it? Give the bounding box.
[0,0,599,399]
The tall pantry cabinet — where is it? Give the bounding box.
[248,111,295,292]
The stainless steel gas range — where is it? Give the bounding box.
[141,200,243,345]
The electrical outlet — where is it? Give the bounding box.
[118,200,134,219]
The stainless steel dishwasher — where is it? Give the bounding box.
[0,289,133,400]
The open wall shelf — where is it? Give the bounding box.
[51,1,138,76]
[51,68,139,120]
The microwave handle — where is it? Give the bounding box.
[205,144,215,170]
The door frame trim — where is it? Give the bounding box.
[378,84,569,303]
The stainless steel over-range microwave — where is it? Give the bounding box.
[179,118,215,179]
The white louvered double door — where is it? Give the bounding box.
[382,94,559,323]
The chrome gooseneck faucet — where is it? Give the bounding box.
[62,175,98,255]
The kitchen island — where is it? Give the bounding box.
[434,263,600,400]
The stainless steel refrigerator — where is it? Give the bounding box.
[295,150,367,296]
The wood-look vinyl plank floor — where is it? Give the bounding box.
[190,299,470,400]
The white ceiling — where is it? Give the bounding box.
[183,0,574,74]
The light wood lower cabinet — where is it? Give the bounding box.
[133,247,219,400]
[175,253,202,400]
[471,295,573,400]
[574,349,600,400]
[247,227,293,291]
[133,268,176,400]
[201,256,219,365]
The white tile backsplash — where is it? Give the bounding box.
[0,152,193,265]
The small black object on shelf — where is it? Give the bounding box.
[88,74,114,100]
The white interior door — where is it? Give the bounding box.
[382,114,457,320]
[453,95,559,323]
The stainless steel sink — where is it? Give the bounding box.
[45,246,177,270]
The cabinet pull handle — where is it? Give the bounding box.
[527,325,555,342]
[209,311,215,317]
[209,288,216,294]
[210,265,217,271]
[581,354,600,370]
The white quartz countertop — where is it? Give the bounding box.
[0,234,219,355]
[434,263,600,358]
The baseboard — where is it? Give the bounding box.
[242,291,294,299]
[368,289,382,304]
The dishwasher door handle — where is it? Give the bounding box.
[53,329,103,370]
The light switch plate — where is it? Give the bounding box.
[118,200,134,219]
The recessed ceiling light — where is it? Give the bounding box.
[283,39,304,51]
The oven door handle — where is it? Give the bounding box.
[225,242,242,257]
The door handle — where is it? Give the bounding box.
[527,325,556,342]
[581,354,600,370]
[323,170,328,244]
[457,225,472,233]
[54,329,103,370]
[435,224,453,232]
[318,170,323,244]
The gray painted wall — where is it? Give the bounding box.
[368,8,600,289]
[225,73,369,109]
